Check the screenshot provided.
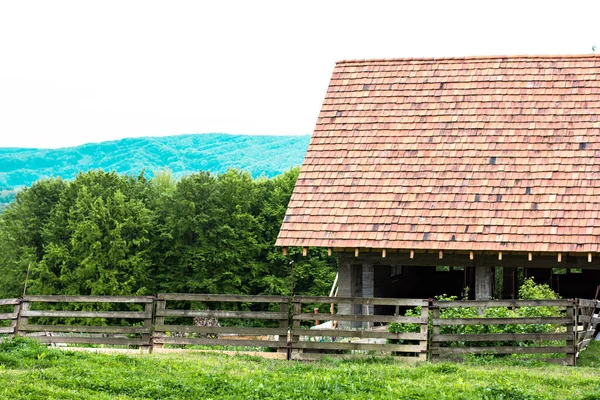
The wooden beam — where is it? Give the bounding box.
[410,250,414,259]
[327,248,332,257]
[382,249,386,258]
[354,248,359,257]
[302,247,308,257]
[282,247,288,256]
[439,250,443,259]
[498,252,502,261]
[589,253,592,263]
[557,253,562,262]
[469,251,474,260]
[528,252,532,261]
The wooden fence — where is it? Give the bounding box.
[153,293,289,353]
[1,295,597,365]
[17,296,154,347]
[0,298,20,340]
[575,298,600,357]
[430,299,576,365]
[290,296,428,361]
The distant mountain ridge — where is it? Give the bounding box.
[0,133,311,210]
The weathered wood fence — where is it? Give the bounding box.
[290,296,428,361]
[575,298,600,357]
[430,299,576,366]
[0,298,20,340]
[1,295,597,365]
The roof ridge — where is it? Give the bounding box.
[336,54,600,65]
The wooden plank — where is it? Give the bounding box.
[290,353,422,362]
[155,337,282,347]
[0,327,15,334]
[578,315,600,324]
[24,295,154,303]
[295,314,425,324]
[576,299,599,308]
[438,346,571,356]
[292,341,426,353]
[0,299,20,306]
[157,309,286,320]
[432,300,571,308]
[0,312,18,320]
[20,324,150,334]
[154,325,287,336]
[31,336,149,346]
[433,333,571,342]
[157,293,289,303]
[293,296,425,307]
[433,317,572,326]
[21,310,150,319]
[292,329,426,341]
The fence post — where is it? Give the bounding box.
[17,298,30,337]
[419,299,429,361]
[290,300,301,359]
[430,300,440,362]
[8,299,21,339]
[141,300,154,352]
[278,299,290,358]
[566,300,576,366]
[153,297,166,349]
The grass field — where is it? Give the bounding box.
[1,338,599,399]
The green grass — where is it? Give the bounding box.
[1,338,599,399]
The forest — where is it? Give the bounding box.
[0,133,311,211]
[0,168,335,299]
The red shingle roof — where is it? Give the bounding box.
[276,55,600,253]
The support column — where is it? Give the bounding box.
[362,264,374,329]
[337,259,352,317]
[475,265,493,300]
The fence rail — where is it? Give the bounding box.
[0,298,20,340]
[430,299,576,366]
[17,296,154,348]
[153,294,289,352]
[0,295,596,365]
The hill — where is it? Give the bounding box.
[0,133,310,210]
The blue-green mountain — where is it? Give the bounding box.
[0,133,311,210]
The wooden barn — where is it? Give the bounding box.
[276,54,600,302]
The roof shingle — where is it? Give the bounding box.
[276,54,600,253]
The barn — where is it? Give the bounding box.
[276,54,600,302]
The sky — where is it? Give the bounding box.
[0,0,598,149]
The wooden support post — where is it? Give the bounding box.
[475,266,493,300]
[528,252,533,261]
[282,247,288,256]
[588,253,592,263]
[354,248,359,257]
[153,298,166,349]
[302,247,308,257]
[410,250,414,259]
[498,252,502,261]
[278,301,290,357]
[382,249,386,258]
[419,300,429,361]
[439,250,443,259]
[327,248,332,257]
[430,303,440,362]
[566,302,576,366]
[469,251,474,260]
[9,301,21,340]
[17,299,30,338]
[291,301,301,357]
[141,301,153,352]
[557,253,562,263]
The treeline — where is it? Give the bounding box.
[0,168,335,298]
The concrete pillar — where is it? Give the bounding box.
[337,260,352,317]
[475,265,493,300]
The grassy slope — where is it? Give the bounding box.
[1,339,599,400]
[0,133,311,208]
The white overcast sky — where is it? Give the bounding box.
[0,0,598,149]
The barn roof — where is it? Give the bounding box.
[276,54,600,254]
